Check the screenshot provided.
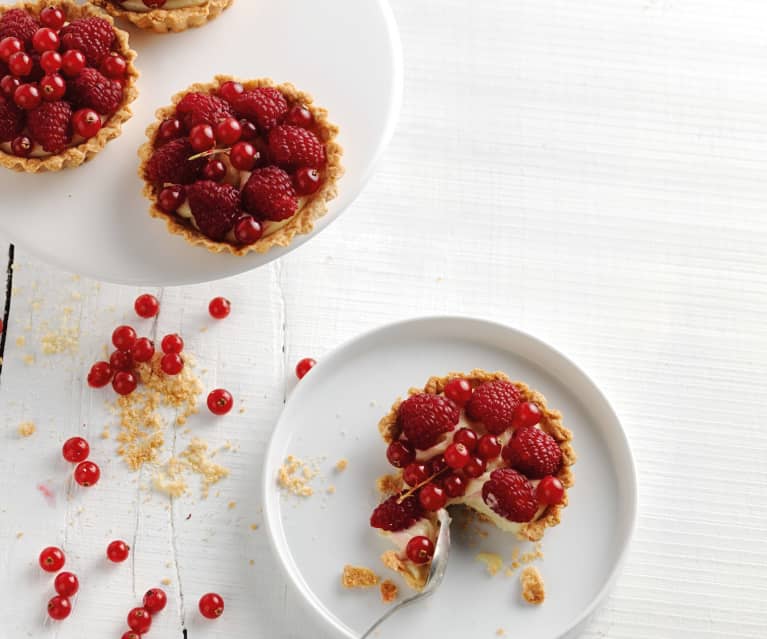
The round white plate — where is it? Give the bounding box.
[264,317,637,639]
[0,0,402,285]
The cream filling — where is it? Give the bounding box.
[118,0,206,11]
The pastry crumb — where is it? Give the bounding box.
[380,579,398,603]
[249,559,255,566]
[15,336,25,347]
[228,501,236,510]
[376,473,403,495]
[335,458,348,472]
[101,427,110,439]
[520,566,545,605]
[249,523,259,531]
[17,422,36,438]
[341,565,380,589]
[326,485,336,494]
[277,455,317,497]
[40,325,79,355]
[161,578,172,586]
[476,552,504,576]
[16,532,23,539]
[496,629,505,637]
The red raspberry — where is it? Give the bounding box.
[370,494,423,532]
[144,138,203,185]
[67,67,122,114]
[398,393,460,450]
[268,125,325,169]
[175,91,234,130]
[481,468,538,522]
[186,180,241,241]
[241,166,298,221]
[60,17,115,66]
[0,94,23,142]
[465,380,522,435]
[0,9,40,47]
[504,427,562,479]
[230,87,287,131]
[27,100,71,153]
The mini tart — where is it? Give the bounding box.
[138,75,343,255]
[89,0,233,33]
[0,0,138,173]
[373,370,575,590]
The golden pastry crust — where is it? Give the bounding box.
[341,565,379,589]
[89,0,233,33]
[376,369,576,542]
[0,0,139,173]
[381,550,429,590]
[138,75,344,255]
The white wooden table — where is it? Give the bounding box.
[1,1,766,637]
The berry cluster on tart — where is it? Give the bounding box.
[0,0,138,172]
[89,0,233,34]
[139,75,343,255]
[370,370,575,590]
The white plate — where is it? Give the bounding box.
[264,317,637,639]
[0,0,402,285]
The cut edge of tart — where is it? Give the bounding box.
[0,0,139,173]
[138,75,343,256]
[89,0,234,34]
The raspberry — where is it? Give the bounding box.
[60,17,115,66]
[465,380,522,435]
[67,67,122,114]
[230,87,287,131]
[398,393,460,450]
[241,166,298,221]
[370,494,423,532]
[504,427,562,479]
[0,9,39,47]
[268,125,325,169]
[186,180,241,241]
[27,100,71,153]
[175,92,234,130]
[0,94,23,143]
[481,468,538,522]
[144,138,203,185]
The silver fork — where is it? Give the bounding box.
[360,509,452,638]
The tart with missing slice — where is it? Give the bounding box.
[369,370,575,590]
[138,75,343,255]
[0,0,138,173]
[89,0,233,34]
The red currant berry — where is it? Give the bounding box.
[11,135,32,157]
[61,49,86,77]
[39,73,65,101]
[208,296,231,319]
[463,455,487,479]
[100,52,127,79]
[127,608,152,634]
[428,455,448,475]
[39,546,66,572]
[443,473,467,498]
[453,428,478,453]
[39,50,62,74]
[418,483,447,511]
[218,80,243,103]
[444,442,471,469]
[214,117,242,145]
[386,440,415,468]
[47,595,71,620]
[1,74,20,97]
[293,167,321,195]
[8,51,32,76]
[285,104,314,127]
[405,535,434,564]
[207,388,233,415]
[110,349,134,372]
[230,141,256,171]
[295,357,316,379]
[189,123,215,152]
[74,461,100,486]
[239,119,258,141]
[32,28,60,53]
[536,475,564,505]
[112,325,137,351]
[54,572,79,598]
[107,540,130,563]
[160,353,184,376]
[233,215,262,245]
[134,293,160,318]
[158,185,185,213]
[40,7,66,29]
[161,333,184,354]
[62,436,89,463]
[131,338,155,363]
[403,462,430,487]
[72,108,101,138]
[0,37,22,63]
[198,593,224,619]
[444,378,472,405]
[143,588,167,615]
[477,434,501,460]
[112,371,138,396]
[512,402,542,429]
[14,83,41,110]
[157,118,183,144]
[121,633,141,639]
[202,158,226,181]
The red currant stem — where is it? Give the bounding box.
[187,147,232,161]
[397,467,449,504]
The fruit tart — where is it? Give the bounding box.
[370,370,575,590]
[0,0,138,173]
[139,75,343,255]
[89,0,233,34]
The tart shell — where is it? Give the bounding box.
[0,0,139,174]
[89,0,234,34]
[138,75,344,256]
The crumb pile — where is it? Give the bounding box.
[17,422,36,438]
[277,455,318,496]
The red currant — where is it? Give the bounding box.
[189,124,215,152]
[112,325,137,351]
[214,117,242,145]
[143,588,167,615]
[158,186,186,213]
[234,215,262,245]
[13,83,41,110]
[386,440,415,468]
[110,349,135,372]
[11,135,32,157]
[202,158,226,181]
[74,461,100,487]
[477,434,501,460]
[61,49,86,77]
[463,455,486,479]
[107,540,130,563]
[62,437,90,463]
[198,593,224,619]
[208,296,231,319]
[100,52,127,79]
[40,7,66,30]
[127,608,152,634]
[295,357,316,379]
[405,535,434,564]
[418,483,447,511]
[0,37,22,63]
[403,462,429,487]
[444,378,472,405]
[207,388,233,415]
[39,546,66,572]
[1,74,20,97]
[39,73,65,101]
[32,28,60,54]
[239,119,257,141]
[453,428,478,453]
[87,361,112,388]
[230,141,256,171]
[72,108,102,138]
[536,475,564,505]
[160,353,184,376]
[131,338,155,363]
[512,402,542,429]
[285,104,314,127]
[112,371,138,396]
[428,455,448,475]
[8,51,32,76]
[161,333,184,354]
[443,473,467,498]
[157,118,183,144]
[293,167,321,195]
[47,595,72,621]
[39,50,62,75]
[444,442,470,469]
[218,80,243,103]
[134,293,160,318]
[54,572,79,598]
